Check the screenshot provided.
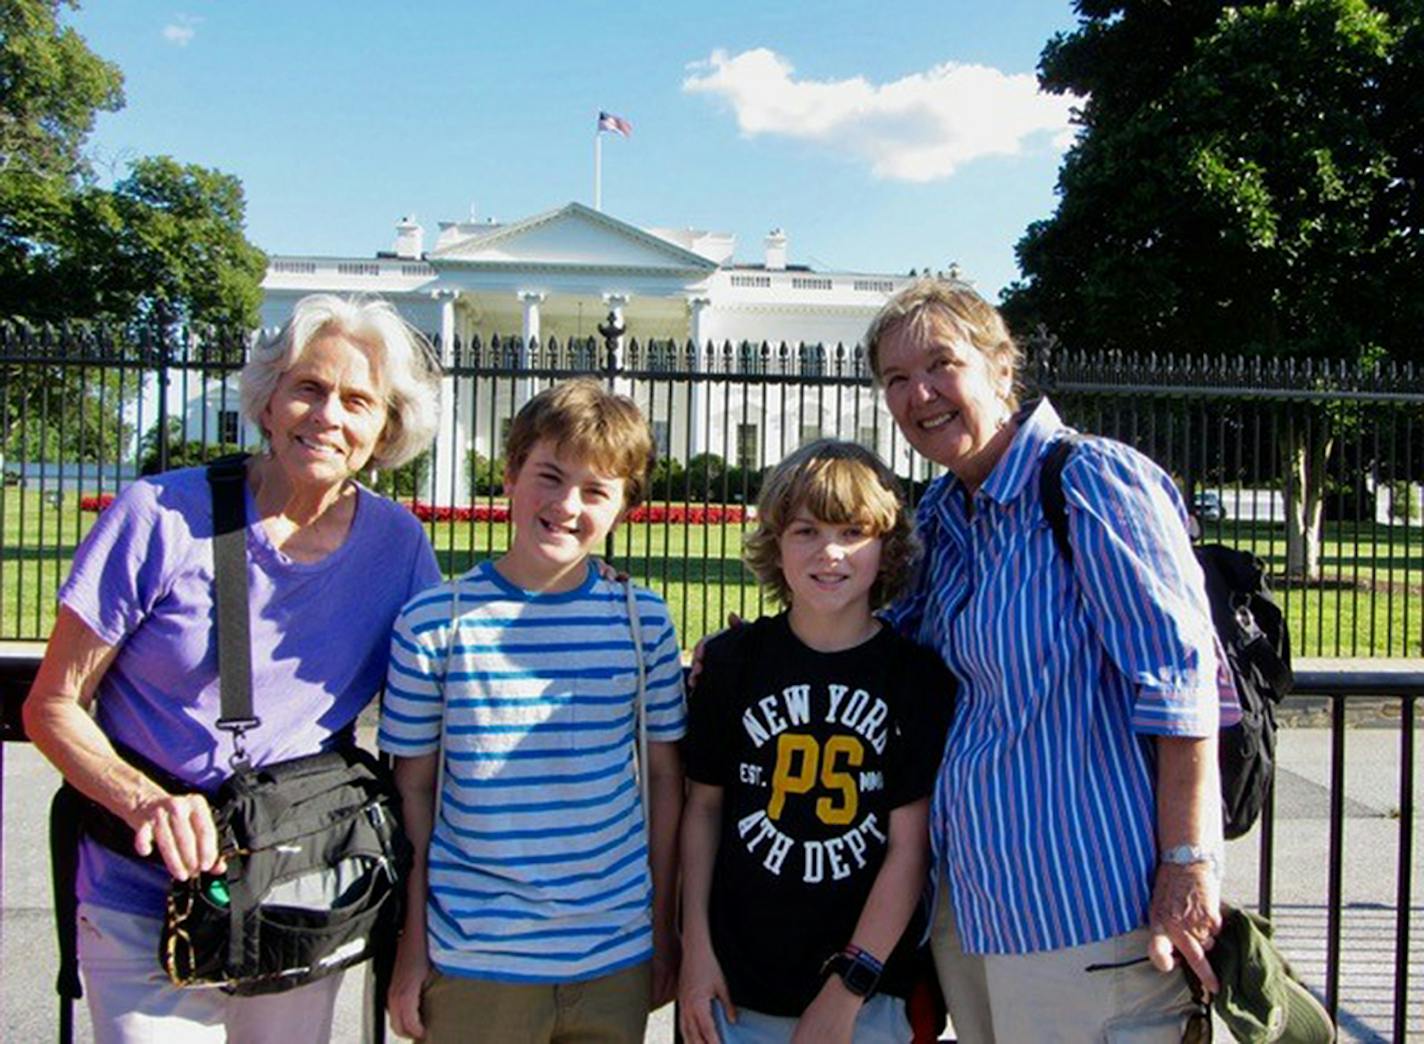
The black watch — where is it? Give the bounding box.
[820,948,883,998]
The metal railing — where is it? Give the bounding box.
[3,321,1422,654]
[1,654,1417,1040]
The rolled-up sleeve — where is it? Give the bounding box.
[1062,443,1221,738]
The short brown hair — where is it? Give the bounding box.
[863,278,1023,407]
[744,439,917,609]
[503,378,656,508]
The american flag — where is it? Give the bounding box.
[597,111,632,138]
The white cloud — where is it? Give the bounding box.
[161,15,200,47]
[683,48,1079,182]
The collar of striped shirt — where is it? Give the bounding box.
[917,397,1063,525]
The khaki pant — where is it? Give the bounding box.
[420,960,651,1044]
[930,889,1199,1043]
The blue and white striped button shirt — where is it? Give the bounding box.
[888,399,1235,955]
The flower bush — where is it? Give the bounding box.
[80,493,746,526]
[404,501,746,525]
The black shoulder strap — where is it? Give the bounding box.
[1039,433,1085,565]
[206,454,260,758]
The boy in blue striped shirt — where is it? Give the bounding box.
[380,378,687,1043]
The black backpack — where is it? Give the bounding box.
[1039,434,1294,840]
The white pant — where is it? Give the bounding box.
[77,901,343,1044]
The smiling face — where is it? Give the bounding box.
[877,314,1015,488]
[778,511,883,622]
[261,331,388,491]
[500,438,628,592]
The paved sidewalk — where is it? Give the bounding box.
[5,726,1419,1042]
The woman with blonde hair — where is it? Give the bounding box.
[867,279,1232,1042]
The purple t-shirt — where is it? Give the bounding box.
[59,465,442,916]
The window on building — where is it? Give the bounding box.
[736,424,759,471]
[799,424,822,447]
[218,409,241,446]
[652,420,671,458]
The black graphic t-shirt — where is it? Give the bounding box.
[683,613,955,1016]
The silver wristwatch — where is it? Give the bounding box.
[1160,843,1221,877]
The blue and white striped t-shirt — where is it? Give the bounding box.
[378,560,687,983]
[887,399,1237,956]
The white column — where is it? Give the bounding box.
[687,296,711,459]
[602,293,631,397]
[431,289,466,507]
[518,291,545,408]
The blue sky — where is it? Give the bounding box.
[68,1,1082,297]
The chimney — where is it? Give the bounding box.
[764,228,787,271]
[394,216,423,259]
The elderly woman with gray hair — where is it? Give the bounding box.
[24,294,444,1043]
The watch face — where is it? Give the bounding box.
[842,958,879,996]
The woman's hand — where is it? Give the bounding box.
[1147,860,1221,993]
[678,940,734,1044]
[688,613,742,689]
[387,930,431,1040]
[790,977,861,1044]
[128,791,225,881]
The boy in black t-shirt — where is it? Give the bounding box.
[679,440,954,1044]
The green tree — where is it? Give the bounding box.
[1003,0,1424,578]
[0,2,265,326]
[105,156,267,328]
[0,2,266,471]
[0,0,123,314]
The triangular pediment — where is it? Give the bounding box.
[429,202,717,273]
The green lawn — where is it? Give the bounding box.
[4,488,1420,655]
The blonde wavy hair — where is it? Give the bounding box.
[863,278,1024,408]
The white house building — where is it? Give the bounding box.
[252,201,920,503]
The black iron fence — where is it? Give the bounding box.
[2,322,1422,653]
[0,655,1418,1040]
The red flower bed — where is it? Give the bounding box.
[402,501,746,525]
[82,494,747,527]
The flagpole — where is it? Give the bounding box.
[594,131,602,212]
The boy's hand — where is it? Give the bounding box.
[790,976,861,1044]
[387,931,431,1040]
[651,921,681,1009]
[688,613,742,689]
[591,557,629,583]
[678,941,734,1044]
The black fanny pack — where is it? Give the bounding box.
[70,738,410,996]
[159,744,409,995]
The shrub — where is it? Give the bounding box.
[368,450,430,500]
[138,418,241,476]
[467,450,503,496]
